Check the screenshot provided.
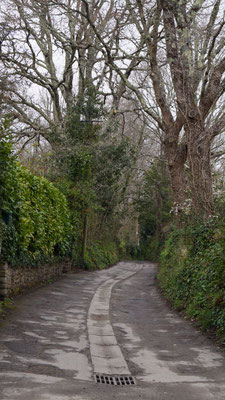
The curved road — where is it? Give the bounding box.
[0,262,224,399]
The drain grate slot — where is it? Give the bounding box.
[94,374,136,386]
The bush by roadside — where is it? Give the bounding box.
[158,219,225,345]
[75,241,120,270]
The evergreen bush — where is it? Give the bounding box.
[76,241,119,270]
[0,133,72,267]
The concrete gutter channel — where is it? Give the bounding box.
[87,264,142,383]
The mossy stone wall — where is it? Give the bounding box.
[0,260,72,299]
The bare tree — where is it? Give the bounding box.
[1,0,225,219]
[80,0,225,218]
[160,0,225,217]
[0,0,128,146]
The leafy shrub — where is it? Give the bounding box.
[126,244,138,259]
[76,241,119,270]
[136,160,173,261]
[140,237,163,261]
[118,239,126,258]
[158,219,225,344]
[0,134,72,267]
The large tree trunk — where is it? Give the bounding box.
[164,135,187,214]
[186,123,214,219]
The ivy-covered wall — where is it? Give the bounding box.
[0,137,72,267]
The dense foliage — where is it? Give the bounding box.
[158,219,225,344]
[136,160,173,261]
[0,90,133,271]
[77,241,120,270]
[0,131,72,267]
[47,92,134,265]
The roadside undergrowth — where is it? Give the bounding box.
[75,241,120,270]
[158,219,225,345]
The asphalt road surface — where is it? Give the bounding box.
[0,261,224,400]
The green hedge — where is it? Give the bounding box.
[0,138,72,266]
[158,219,225,344]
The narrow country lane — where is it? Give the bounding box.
[0,262,224,400]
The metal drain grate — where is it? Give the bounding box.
[94,374,136,386]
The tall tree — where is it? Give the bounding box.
[160,0,225,217]
[80,0,225,218]
[132,0,225,218]
[1,0,225,220]
[0,0,124,145]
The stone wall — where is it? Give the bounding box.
[0,263,10,298]
[0,259,72,299]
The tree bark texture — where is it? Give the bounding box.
[164,133,187,212]
[186,120,214,219]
